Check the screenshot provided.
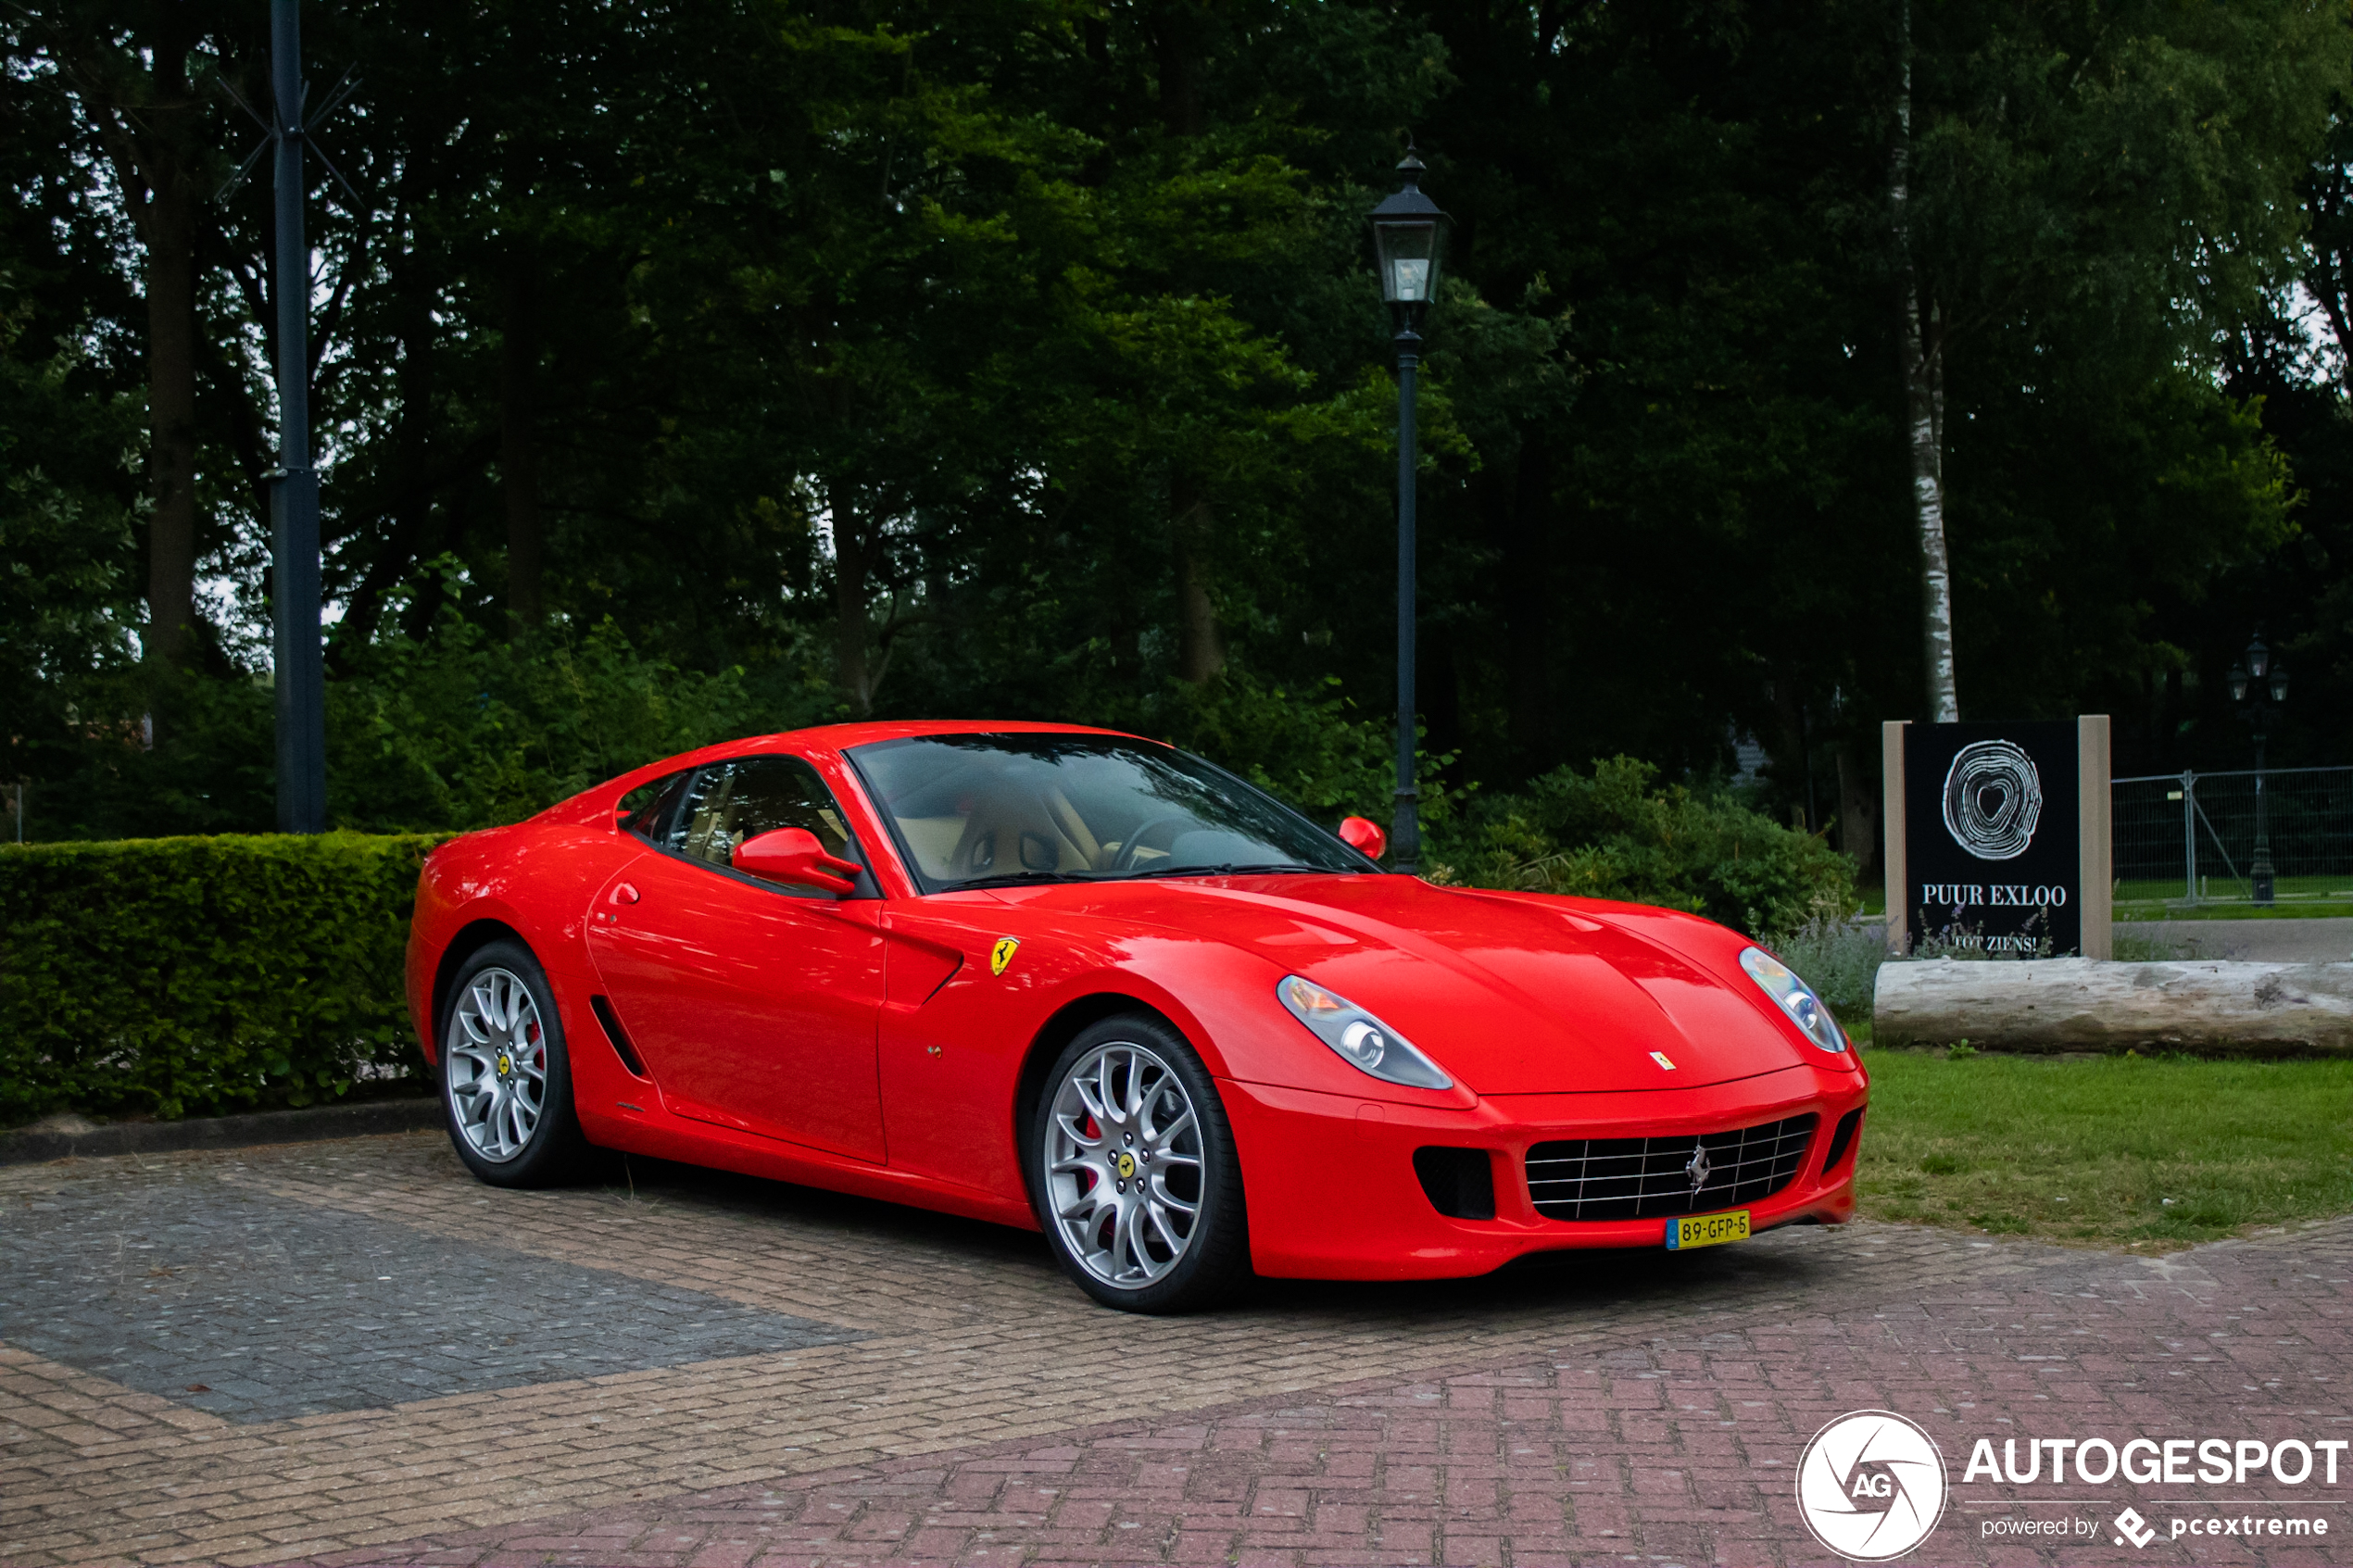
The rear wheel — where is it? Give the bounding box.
[440,940,587,1186]
[1031,1013,1250,1312]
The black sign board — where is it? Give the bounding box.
[1902,721,2082,956]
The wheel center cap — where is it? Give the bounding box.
[1114,1151,1136,1181]
[496,1052,511,1077]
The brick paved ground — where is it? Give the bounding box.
[1,1130,2346,1568]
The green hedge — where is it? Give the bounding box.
[0,833,447,1123]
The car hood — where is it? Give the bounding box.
[991,873,1821,1095]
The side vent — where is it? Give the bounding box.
[1821,1109,1864,1174]
[589,994,649,1079]
[1413,1147,1496,1221]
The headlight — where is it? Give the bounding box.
[1277,976,1453,1089]
[1739,947,1847,1053]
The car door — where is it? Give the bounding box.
[586,753,887,1162]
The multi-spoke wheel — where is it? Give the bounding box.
[1032,1014,1249,1312]
[440,940,585,1185]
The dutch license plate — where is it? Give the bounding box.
[1666,1209,1750,1251]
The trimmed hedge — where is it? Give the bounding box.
[0,833,447,1123]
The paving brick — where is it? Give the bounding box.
[4,1131,2350,1566]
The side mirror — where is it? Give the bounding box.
[734,827,861,895]
[1338,816,1388,861]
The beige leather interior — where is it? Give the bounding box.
[945,784,1099,877]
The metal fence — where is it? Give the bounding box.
[2113,766,2353,907]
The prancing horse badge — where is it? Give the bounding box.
[990,937,1021,976]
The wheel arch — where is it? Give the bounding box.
[429,918,530,1060]
[1012,991,1188,1210]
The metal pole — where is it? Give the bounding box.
[2251,723,2275,905]
[271,0,326,833]
[2181,770,2196,906]
[1392,325,1421,874]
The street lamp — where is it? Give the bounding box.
[1368,143,1452,873]
[2227,632,2290,904]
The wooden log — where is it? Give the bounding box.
[1872,958,2353,1055]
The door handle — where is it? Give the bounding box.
[610,883,641,906]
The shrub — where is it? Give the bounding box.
[1768,913,1887,1022]
[1427,756,1858,936]
[0,833,444,1123]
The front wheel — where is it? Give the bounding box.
[439,940,587,1186]
[1031,1013,1251,1312]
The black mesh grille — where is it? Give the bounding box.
[1526,1113,1818,1222]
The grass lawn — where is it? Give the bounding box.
[1855,1048,2353,1251]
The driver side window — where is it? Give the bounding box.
[664,756,860,872]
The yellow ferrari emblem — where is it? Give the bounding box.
[496,1052,512,1076]
[1115,1152,1136,1180]
[990,937,1021,977]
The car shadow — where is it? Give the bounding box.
[574,1146,1835,1323]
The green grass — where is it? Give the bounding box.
[2116,874,2353,921]
[1856,1048,2353,1251]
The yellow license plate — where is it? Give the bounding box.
[1666,1209,1750,1251]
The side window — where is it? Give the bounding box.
[618,771,687,839]
[662,756,861,872]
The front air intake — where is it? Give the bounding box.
[1525,1113,1818,1222]
[1413,1147,1496,1220]
[1821,1109,1864,1174]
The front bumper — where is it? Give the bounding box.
[1223,1062,1868,1280]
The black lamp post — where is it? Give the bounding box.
[1368,144,1451,873]
[2227,632,2290,905]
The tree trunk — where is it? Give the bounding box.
[1875,958,2353,1056]
[1890,0,1958,722]
[1501,433,1554,767]
[833,490,875,715]
[500,245,543,627]
[1155,8,1222,684]
[1172,475,1225,684]
[337,199,439,659]
[1836,744,1879,882]
[143,175,200,669]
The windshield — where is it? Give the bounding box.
[845,733,1376,891]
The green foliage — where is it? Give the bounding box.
[0,833,443,1123]
[324,608,774,833]
[34,608,774,839]
[6,0,2351,844]
[1428,756,1857,936]
[1768,914,1888,1025]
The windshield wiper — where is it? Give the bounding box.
[1123,862,1321,880]
[950,871,1091,888]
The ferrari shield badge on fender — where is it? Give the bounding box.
[990,937,1021,977]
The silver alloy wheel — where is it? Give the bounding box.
[1044,1039,1205,1287]
[447,967,548,1163]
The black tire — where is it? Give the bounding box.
[438,939,589,1187]
[1029,1012,1252,1313]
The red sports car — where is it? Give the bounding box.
[406,721,1867,1312]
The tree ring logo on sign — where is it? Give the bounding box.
[1941,740,2042,860]
[1795,1410,1947,1561]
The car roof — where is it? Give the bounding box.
[779,719,1147,751]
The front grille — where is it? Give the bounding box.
[1526,1114,1818,1222]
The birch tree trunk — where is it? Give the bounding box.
[1891,0,1959,722]
[831,489,875,716]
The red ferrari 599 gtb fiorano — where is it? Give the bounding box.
[406,721,1867,1312]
